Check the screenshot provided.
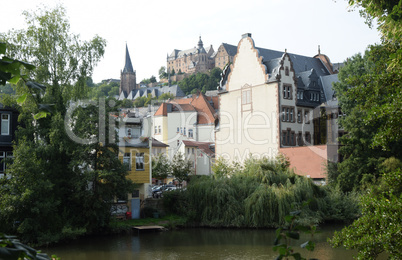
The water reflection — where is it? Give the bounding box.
[47,225,358,260]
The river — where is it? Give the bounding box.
[45,225,363,260]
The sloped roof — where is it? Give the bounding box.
[221,43,238,56]
[152,138,169,147]
[320,74,339,108]
[153,93,218,125]
[182,140,215,157]
[280,145,328,179]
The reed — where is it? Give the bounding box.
[163,157,359,227]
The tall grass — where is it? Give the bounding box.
[163,157,359,228]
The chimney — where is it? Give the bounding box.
[242,33,252,39]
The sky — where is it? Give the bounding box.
[2,0,380,84]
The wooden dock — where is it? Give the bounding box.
[133,225,165,234]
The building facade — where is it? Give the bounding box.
[167,36,215,75]
[215,33,341,181]
[0,104,18,178]
[152,93,219,175]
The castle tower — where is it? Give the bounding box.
[120,44,137,96]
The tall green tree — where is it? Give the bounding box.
[329,1,402,258]
[330,1,402,191]
[0,6,133,245]
[171,152,193,185]
[152,154,171,184]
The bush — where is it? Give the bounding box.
[162,158,360,228]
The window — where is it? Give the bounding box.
[135,153,144,170]
[188,129,193,138]
[123,153,131,170]
[305,132,311,145]
[180,127,183,134]
[282,132,287,146]
[304,110,310,124]
[154,126,157,134]
[285,66,289,76]
[283,85,292,99]
[297,109,302,123]
[1,114,10,135]
[290,108,294,122]
[177,127,179,133]
[158,125,161,134]
[177,140,180,146]
[0,151,12,176]
[183,127,186,136]
[242,90,251,105]
[297,132,303,146]
[127,128,132,137]
[290,132,295,146]
[282,107,286,121]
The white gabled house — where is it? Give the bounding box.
[215,33,342,182]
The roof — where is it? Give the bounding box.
[123,44,134,73]
[155,93,218,125]
[221,43,238,56]
[152,138,169,147]
[182,140,215,157]
[320,74,339,108]
[280,145,328,179]
[120,85,185,101]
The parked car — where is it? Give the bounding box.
[152,184,177,198]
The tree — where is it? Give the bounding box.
[178,68,222,95]
[171,152,192,184]
[330,158,402,259]
[329,1,402,258]
[158,66,168,79]
[152,154,171,184]
[0,6,133,245]
[330,10,401,192]
[157,93,175,101]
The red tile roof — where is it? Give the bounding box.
[279,145,328,179]
[153,93,217,125]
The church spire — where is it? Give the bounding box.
[123,43,134,73]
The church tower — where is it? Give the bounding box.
[120,44,137,96]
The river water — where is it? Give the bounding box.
[46,225,360,260]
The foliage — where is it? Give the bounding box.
[274,209,317,260]
[349,0,402,43]
[152,153,171,182]
[171,152,193,184]
[0,5,106,101]
[331,44,402,192]
[141,76,157,85]
[330,159,402,259]
[163,158,359,228]
[159,66,168,79]
[0,233,57,260]
[88,80,119,99]
[119,98,133,108]
[0,5,134,246]
[178,67,222,95]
